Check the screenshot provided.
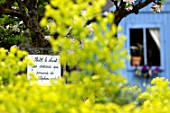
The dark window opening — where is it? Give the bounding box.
[146,28,160,66]
[130,28,161,66]
[130,28,144,66]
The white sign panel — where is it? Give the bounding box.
[27,55,61,84]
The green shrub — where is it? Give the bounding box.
[138,77,170,113]
[0,15,29,49]
[0,47,140,113]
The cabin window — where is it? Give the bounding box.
[130,28,161,66]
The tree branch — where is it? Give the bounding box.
[112,0,119,10]
[22,0,46,47]
[113,0,153,26]
[0,6,23,18]
[1,0,15,8]
[0,0,22,18]
[133,0,153,13]
[16,0,30,28]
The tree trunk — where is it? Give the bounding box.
[26,0,46,47]
[16,0,46,47]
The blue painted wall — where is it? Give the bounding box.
[119,3,170,88]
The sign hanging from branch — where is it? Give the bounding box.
[27,55,61,84]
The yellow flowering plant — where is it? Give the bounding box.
[0,0,170,113]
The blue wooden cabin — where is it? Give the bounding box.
[119,2,170,88]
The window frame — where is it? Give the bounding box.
[126,24,165,71]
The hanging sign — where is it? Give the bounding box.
[27,55,61,84]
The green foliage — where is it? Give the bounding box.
[0,27,29,49]
[0,47,33,85]
[0,0,49,48]
[40,0,134,105]
[0,15,30,49]
[138,77,170,113]
[0,47,140,113]
[0,0,6,4]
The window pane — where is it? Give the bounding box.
[130,29,144,66]
[146,28,161,66]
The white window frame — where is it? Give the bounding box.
[126,24,165,70]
